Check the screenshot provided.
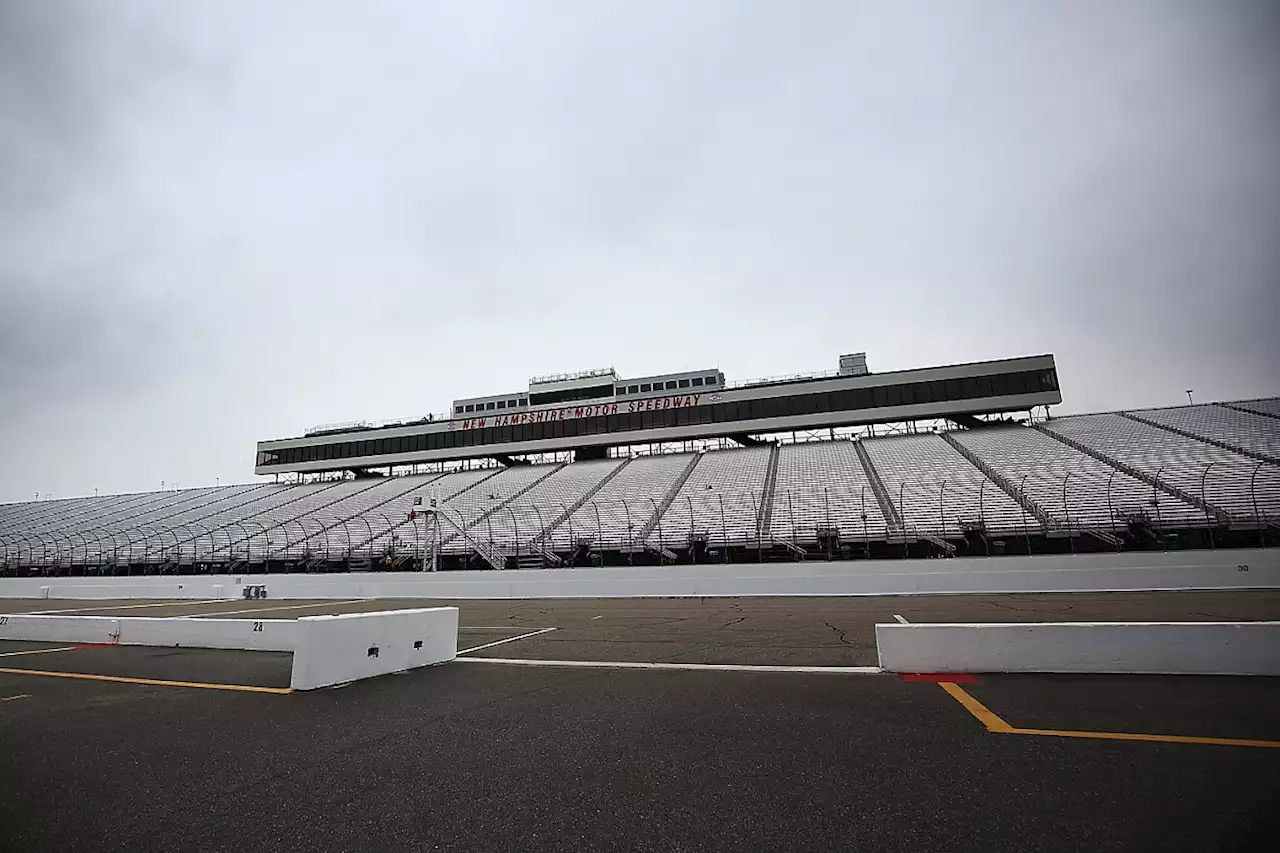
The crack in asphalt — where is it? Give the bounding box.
[988,601,1076,614]
[821,620,852,645]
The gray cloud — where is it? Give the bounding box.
[1,0,1278,501]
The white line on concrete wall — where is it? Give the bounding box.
[27,599,226,615]
[190,599,370,618]
[456,627,557,655]
[893,614,910,624]
[458,657,882,674]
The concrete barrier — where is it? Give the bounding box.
[2,549,1276,601]
[290,607,458,690]
[0,608,459,690]
[0,613,297,651]
[875,621,1280,675]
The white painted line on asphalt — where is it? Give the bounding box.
[1,694,32,702]
[893,614,910,624]
[457,627,558,655]
[28,599,225,615]
[0,646,80,658]
[457,657,882,674]
[189,599,370,618]
[591,615,604,620]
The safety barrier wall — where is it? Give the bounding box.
[0,608,459,690]
[290,607,458,690]
[0,614,297,651]
[875,621,1280,675]
[0,549,1274,601]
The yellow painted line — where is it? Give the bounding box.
[939,681,1015,733]
[0,667,293,695]
[937,683,1280,749]
[1,694,31,702]
[1008,727,1280,749]
[0,646,80,658]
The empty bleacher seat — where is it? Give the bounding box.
[769,441,888,545]
[650,446,772,546]
[951,427,1204,531]
[1042,413,1280,524]
[863,434,1036,536]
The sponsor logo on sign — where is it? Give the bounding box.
[455,393,703,431]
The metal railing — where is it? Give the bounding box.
[2,462,1275,574]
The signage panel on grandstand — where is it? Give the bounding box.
[454,393,705,430]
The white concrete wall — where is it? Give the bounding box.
[0,614,297,651]
[1,549,1276,600]
[289,607,458,690]
[875,621,1280,675]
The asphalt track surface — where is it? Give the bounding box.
[1,591,1279,851]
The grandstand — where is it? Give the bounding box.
[2,350,1277,574]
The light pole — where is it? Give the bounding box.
[1185,389,1194,405]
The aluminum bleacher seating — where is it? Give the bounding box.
[951,426,1204,531]
[51,485,257,564]
[650,446,772,547]
[438,464,564,555]
[863,434,1036,537]
[274,475,434,561]
[1132,404,1280,462]
[4,397,1277,572]
[363,468,502,560]
[1231,398,1280,419]
[1041,413,1280,525]
[484,458,626,553]
[550,453,694,551]
[205,479,366,562]
[768,441,888,545]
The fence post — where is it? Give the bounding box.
[358,515,374,564]
[505,506,520,562]
[899,483,908,558]
[1106,469,1117,537]
[718,493,730,563]
[71,531,90,571]
[1153,465,1166,548]
[592,501,604,555]
[648,497,664,564]
[1250,461,1265,547]
[1019,474,1031,555]
[686,494,696,565]
[939,480,947,540]
[1062,472,1074,555]
[620,499,633,566]
[1201,462,1217,549]
[788,491,797,553]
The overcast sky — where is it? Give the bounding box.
[2,1,1277,502]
